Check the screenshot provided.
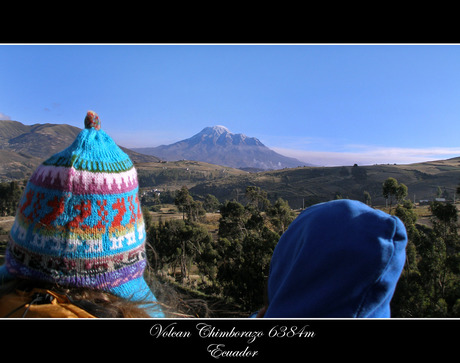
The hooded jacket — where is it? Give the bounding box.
[264,199,407,318]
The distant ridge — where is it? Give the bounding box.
[0,120,82,159]
[0,120,160,181]
[133,125,310,170]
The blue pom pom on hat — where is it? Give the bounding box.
[0,111,164,317]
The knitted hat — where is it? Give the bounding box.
[0,111,163,317]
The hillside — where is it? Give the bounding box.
[0,121,82,159]
[133,125,308,170]
[187,157,460,208]
[0,149,43,181]
[135,159,248,191]
[0,120,160,181]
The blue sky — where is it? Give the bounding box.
[1,43,460,166]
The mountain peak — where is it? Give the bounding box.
[201,125,231,135]
[193,125,263,148]
[133,125,307,170]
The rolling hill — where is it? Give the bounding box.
[187,157,460,209]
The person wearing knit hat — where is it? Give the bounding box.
[0,111,164,318]
[254,199,408,318]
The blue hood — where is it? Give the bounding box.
[264,199,407,318]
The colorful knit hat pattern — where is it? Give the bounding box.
[0,111,163,317]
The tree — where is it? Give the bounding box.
[195,234,220,286]
[245,186,269,211]
[396,183,408,204]
[148,219,212,283]
[382,177,407,213]
[203,194,220,213]
[436,186,443,198]
[0,181,23,216]
[267,198,296,235]
[218,200,247,240]
[187,200,206,222]
[175,186,194,220]
[430,201,458,241]
[174,186,206,222]
[211,192,291,311]
[391,199,460,318]
[235,227,279,309]
[382,177,399,210]
[363,191,372,206]
[215,199,279,310]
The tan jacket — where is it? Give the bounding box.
[0,288,96,318]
